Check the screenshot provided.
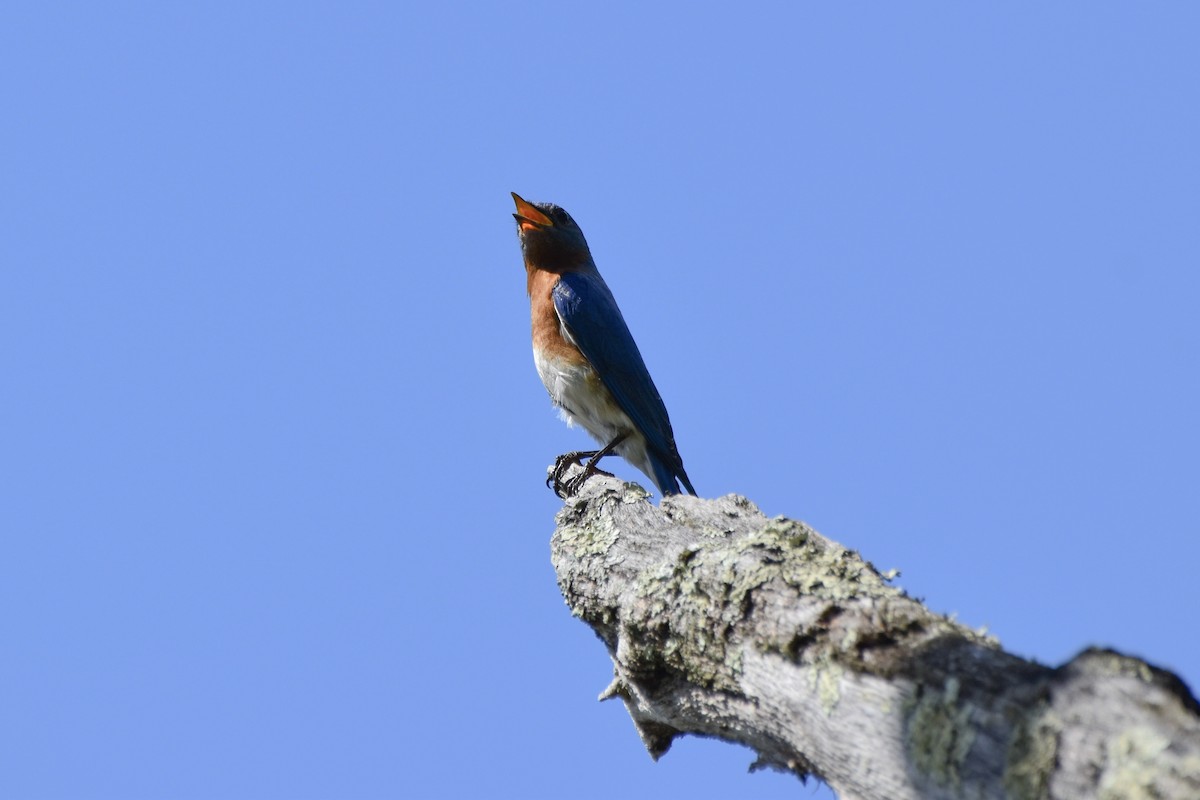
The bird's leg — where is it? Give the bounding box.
[547,449,599,490]
[556,433,628,498]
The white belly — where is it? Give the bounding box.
[534,349,653,477]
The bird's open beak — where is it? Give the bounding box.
[512,192,553,232]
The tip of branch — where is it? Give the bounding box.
[598,677,629,702]
[632,718,679,760]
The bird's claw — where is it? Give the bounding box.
[548,451,613,498]
[547,451,585,490]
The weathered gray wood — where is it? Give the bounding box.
[550,473,1200,800]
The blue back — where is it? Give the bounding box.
[552,270,693,494]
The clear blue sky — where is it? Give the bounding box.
[3,4,1197,799]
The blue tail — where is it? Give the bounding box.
[649,455,696,497]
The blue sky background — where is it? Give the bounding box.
[3,4,1198,799]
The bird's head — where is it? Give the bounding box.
[512,193,593,270]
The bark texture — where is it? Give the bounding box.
[550,473,1200,800]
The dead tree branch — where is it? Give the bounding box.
[550,474,1200,800]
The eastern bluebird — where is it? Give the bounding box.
[512,192,696,498]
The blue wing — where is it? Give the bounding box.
[552,271,694,494]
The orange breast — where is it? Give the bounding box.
[528,267,587,366]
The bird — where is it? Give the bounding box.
[511,192,696,498]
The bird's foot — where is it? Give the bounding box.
[548,450,614,498]
[547,450,594,490]
[558,463,616,498]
